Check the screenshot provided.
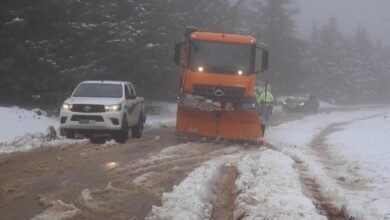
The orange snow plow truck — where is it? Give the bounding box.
[174,28,269,144]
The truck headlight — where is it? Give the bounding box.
[62,103,73,111]
[299,102,305,106]
[105,104,121,112]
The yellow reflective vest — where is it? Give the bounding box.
[256,92,274,104]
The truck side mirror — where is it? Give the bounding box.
[261,49,269,72]
[174,42,182,65]
[255,47,269,73]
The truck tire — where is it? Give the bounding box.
[261,123,266,136]
[114,116,129,143]
[131,113,144,139]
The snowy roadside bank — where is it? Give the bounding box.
[326,113,390,219]
[0,102,177,154]
[0,106,58,144]
[266,107,390,219]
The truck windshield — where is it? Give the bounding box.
[189,41,254,75]
[73,83,123,98]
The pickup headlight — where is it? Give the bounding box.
[105,104,122,112]
[62,103,73,111]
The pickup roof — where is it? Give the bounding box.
[59,80,146,143]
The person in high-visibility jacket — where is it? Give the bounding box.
[256,90,274,121]
[257,91,274,104]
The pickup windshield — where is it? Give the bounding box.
[73,83,123,98]
[189,40,254,75]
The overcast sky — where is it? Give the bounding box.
[295,0,390,45]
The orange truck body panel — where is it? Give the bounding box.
[183,70,256,97]
[177,109,263,142]
[190,32,257,45]
[176,31,264,143]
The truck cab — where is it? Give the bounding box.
[176,31,267,101]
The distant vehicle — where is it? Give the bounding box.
[59,80,146,143]
[282,94,320,113]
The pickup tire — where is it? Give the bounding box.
[131,113,144,138]
[114,116,129,143]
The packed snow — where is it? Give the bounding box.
[147,148,324,220]
[326,113,390,219]
[31,200,83,220]
[0,107,58,144]
[266,107,390,219]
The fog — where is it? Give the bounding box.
[1,0,389,105]
[296,0,390,44]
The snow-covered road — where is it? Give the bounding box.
[1,104,390,219]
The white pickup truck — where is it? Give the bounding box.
[59,80,146,143]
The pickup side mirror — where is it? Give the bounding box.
[174,42,182,65]
[64,91,72,98]
[127,94,136,100]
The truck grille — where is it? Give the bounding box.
[192,84,246,99]
[71,115,104,122]
[71,104,105,113]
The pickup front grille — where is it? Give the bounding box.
[192,84,246,99]
[71,115,104,122]
[71,104,105,113]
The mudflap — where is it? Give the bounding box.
[176,107,264,144]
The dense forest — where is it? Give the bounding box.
[1,0,389,107]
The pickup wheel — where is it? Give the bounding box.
[114,116,129,143]
[131,113,144,139]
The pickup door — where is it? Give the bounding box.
[124,83,142,126]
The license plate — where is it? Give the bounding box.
[79,119,89,124]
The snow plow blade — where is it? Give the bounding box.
[176,108,264,143]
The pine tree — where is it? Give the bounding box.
[247,0,304,94]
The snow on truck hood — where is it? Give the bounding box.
[64,97,123,105]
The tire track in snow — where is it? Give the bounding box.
[310,122,369,191]
[75,142,243,219]
[111,142,231,199]
[294,157,348,220]
[264,114,385,220]
[264,142,352,220]
[210,165,239,220]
